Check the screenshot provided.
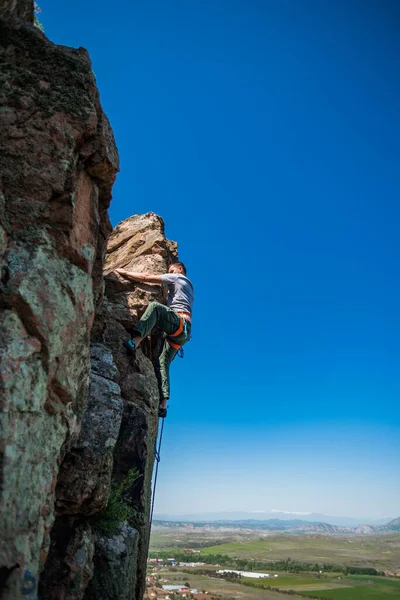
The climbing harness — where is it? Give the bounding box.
[150,416,165,529]
[167,313,192,357]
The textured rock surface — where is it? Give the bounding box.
[38,519,95,600]
[1,5,180,600]
[0,5,118,598]
[55,345,123,516]
[94,212,178,600]
[0,0,34,23]
[40,214,178,600]
[85,522,138,600]
[103,212,177,329]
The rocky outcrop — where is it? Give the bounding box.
[92,212,178,600]
[0,0,34,23]
[41,214,177,600]
[103,213,177,331]
[0,2,119,596]
[0,3,178,599]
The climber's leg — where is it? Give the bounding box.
[124,302,180,353]
[155,320,190,405]
[155,340,177,409]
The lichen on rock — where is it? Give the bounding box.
[85,522,139,600]
[0,4,119,597]
[38,519,95,600]
[55,345,124,517]
[1,4,179,600]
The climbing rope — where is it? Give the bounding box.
[150,416,165,528]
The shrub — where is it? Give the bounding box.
[90,469,140,535]
[34,3,44,30]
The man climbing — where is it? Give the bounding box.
[115,261,194,419]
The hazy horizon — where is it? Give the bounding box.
[154,510,396,521]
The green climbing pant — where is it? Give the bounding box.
[133,301,191,401]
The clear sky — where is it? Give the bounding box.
[42,0,400,519]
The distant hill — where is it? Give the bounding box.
[152,517,398,536]
[291,522,378,535]
[154,511,394,527]
[387,517,400,530]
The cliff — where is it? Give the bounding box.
[0,3,175,599]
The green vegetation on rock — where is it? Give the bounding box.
[90,469,140,535]
[34,3,44,30]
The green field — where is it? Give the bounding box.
[242,573,400,598]
[150,530,400,598]
[150,568,400,600]
[199,534,400,571]
[160,569,306,600]
[297,575,400,599]
[242,572,345,589]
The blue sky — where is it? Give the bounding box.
[42,1,400,519]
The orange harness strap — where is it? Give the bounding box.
[168,339,181,350]
[169,317,184,338]
[167,316,185,350]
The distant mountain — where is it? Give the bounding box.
[154,518,309,530]
[154,511,394,527]
[292,522,378,535]
[152,517,397,536]
[387,517,400,530]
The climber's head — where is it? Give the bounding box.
[168,261,187,275]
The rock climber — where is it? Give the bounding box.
[115,261,194,419]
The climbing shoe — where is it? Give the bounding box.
[123,339,137,355]
[158,407,167,419]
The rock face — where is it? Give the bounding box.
[41,214,177,600]
[0,2,118,597]
[0,3,176,599]
[55,345,124,517]
[91,212,178,600]
[85,522,138,600]
[0,0,34,23]
[38,519,95,600]
[103,212,177,331]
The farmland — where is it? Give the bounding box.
[297,575,400,598]
[148,568,400,600]
[200,534,400,572]
[151,530,400,573]
[149,527,400,599]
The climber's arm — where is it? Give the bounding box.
[115,269,163,284]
